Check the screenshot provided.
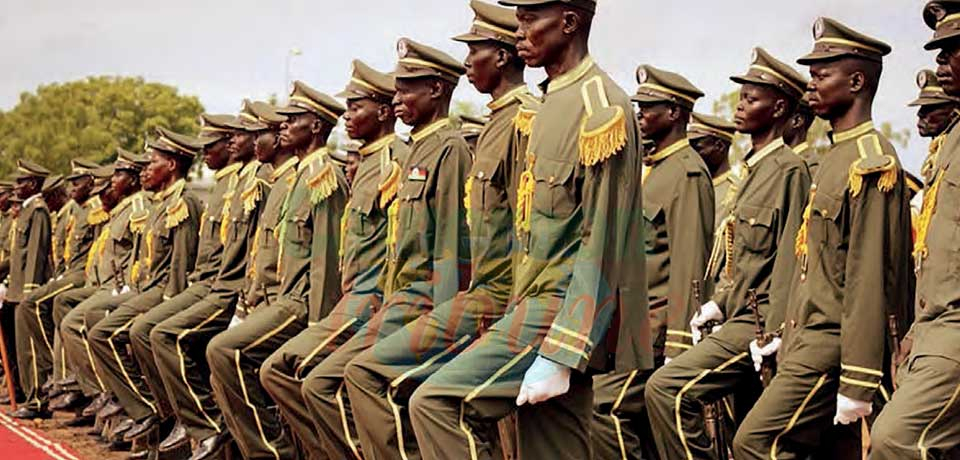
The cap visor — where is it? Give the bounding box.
[275,106,309,115]
[631,93,671,104]
[452,32,490,43]
[926,31,960,50]
[908,97,956,107]
[686,131,710,141]
[498,0,548,5]
[796,50,844,65]
[730,75,775,88]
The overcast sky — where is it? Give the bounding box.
[0,0,940,172]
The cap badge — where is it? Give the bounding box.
[813,18,825,39]
[918,71,929,89]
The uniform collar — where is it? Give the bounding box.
[111,193,135,217]
[745,137,784,169]
[645,138,689,166]
[23,193,41,208]
[239,160,260,180]
[487,85,528,112]
[410,118,451,143]
[157,179,185,201]
[215,162,243,181]
[359,134,396,157]
[830,120,874,145]
[792,141,810,155]
[545,55,595,94]
[712,169,731,187]
[270,156,299,182]
[298,148,328,173]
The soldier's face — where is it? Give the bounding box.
[344,98,385,141]
[203,137,231,170]
[255,130,280,163]
[465,42,503,94]
[15,177,39,200]
[515,5,567,68]
[141,151,173,192]
[68,176,93,202]
[280,112,319,150]
[636,102,675,140]
[735,83,784,135]
[936,41,960,96]
[229,131,256,164]
[806,62,854,120]
[690,136,729,172]
[345,152,361,186]
[917,103,957,138]
[110,170,138,200]
[392,78,437,126]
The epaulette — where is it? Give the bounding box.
[578,75,627,167]
[464,176,474,229]
[87,197,109,226]
[242,178,267,215]
[164,181,189,229]
[680,149,705,176]
[307,154,339,205]
[378,161,402,209]
[848,133,898,198]
[129,194,148,234]
[513,92,540,136]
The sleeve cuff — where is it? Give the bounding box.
[839,363,883,401]
[540,325,594,372]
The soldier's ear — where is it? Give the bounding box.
[377,102,392,123]
[428,79,445,100]
[849,70,866,94]
[773,98,788,120]
[561,9,582,35]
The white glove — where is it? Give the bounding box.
[691,301,724,344]
[112,285,131,296]
[516,356,571,406]
[749,337,781,372]
[0,283,6,305]
[833,393,872,425]
[664,357,672,366]
[228,314,245,330]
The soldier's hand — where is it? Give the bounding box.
[833,393,872,425]
[749,337,781,372]
[691,301,723,344]
[0,283,6,304]
[516,356,571,406]
[228,314,244,330]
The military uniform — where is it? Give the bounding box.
[911,69,960,188]
[9,160,54,413]
[258,60,407,459]
[734,19,914,459]
[870,7,960,458]
[644,49,812,460]
[150,106,278,447]
[57,157,146,402]
[592,66,714,460]
[206,81,347,460]
[296,40,472,460]
[341,8,528,458]
[410,34,647,460]
[88,136,203,425]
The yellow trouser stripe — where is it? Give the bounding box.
[35,303,53,353]
[295,318,357,379]
[176,307,225,432]
[37,283,75,304]
[770,374,828,460]
[667,329,694,338]
[234,350,280,460]
[918,381,960,460]
[80,322,106,391]
[612,370,640,460]
[391,335,472,388]
[107,316,157,413]
[387,389,411,460]
[242,315,298,352]
[334,382,363,460]
[676,352,749,460]
[29,339,41,408]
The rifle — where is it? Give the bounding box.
[0,316,16,411]
[693,280,729,460]
[888,314,901,391]
[748,290,776,387]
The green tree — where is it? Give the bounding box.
[0,76,205,176]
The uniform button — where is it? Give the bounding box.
[790,320,797,328]
[478,171,485,179]
[549,176,555,184]
[749,218,756,225]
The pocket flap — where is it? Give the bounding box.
[533,157,576,187]
[737,204,775,228]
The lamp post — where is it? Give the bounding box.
[284,47,303,102]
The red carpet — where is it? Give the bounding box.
[0,412,81,460]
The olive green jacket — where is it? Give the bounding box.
[277,149,348,322]
[51,199,80,275]
[711,139,810,338]
[780,122,914,403]
[190,162,239,286]
[643,140,714,359]
[132,180,202,300]
[210,161,268,304]
[7,194,52,302]
[528,56,650,373]
[245,156,299,307]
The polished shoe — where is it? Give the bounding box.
[127,448,151,460]
[189,432,232,460]
[9,406,52,420]
[40,380,55,395]
[51,391,90,411]
[124,414,160,441]
[62,413,95,427]
[108,438,132,452]
[159,422,188,451]
[98,400,123,419]
[109,417,136,440]
[83,392,112,417]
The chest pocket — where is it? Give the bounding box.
[471,155,503,213]
[348,190,377,237]
[286,202,313,257]
[736,204,777,253]
[642,201,663,249]
[16,224,28,247]
[941,166,960,223]
[532,157,577,219]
